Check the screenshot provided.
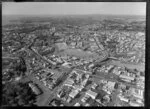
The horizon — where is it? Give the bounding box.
[3,14,145,17]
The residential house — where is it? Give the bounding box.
[69,89,79,98]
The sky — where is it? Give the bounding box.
[2,2,146,16]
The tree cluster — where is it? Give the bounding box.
[2,82,37,106]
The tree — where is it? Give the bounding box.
[2,82,37,106]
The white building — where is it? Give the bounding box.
[86,90,98,99]
[118,95,129,102]
[62,62,72,68]
[85,103,90,106]
[69,89,79,98]
[131,88,144,99]
[74,103,81,106]
[119,74,134,81]
[129,101,141,107]
[64,78,74,87]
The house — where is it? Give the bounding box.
[88,63,94,69]
[70,42,76,48]
[121,78,131,83]
[91,83,98,89]
[129,101,141,107]
[55,42,68,51]
[66,97,72,103]
[103,95,110,103]
[69,89,79,98]
[85,103,90,106]
[81,94,90,103]
[119,74,134,81]
[107,81,115,90]
[106,65,114,71]
[28,83,42,95]
[89,38,95,42]
[62,62,72,68]
[136,99,143,104]
[86,90,98,99]
[118,95,129,102]
[82,78,89,87]
[64,78,74,87]
[15,77,21,81]
[74,85,83,91]
[102,81,116,94]
[131,88,144,99]
[74,103,80,106]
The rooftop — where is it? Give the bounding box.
[86,90,98,99]
[69,89,79,98]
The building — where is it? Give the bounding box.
[74,103,81,106]
[69,89,79,98]
[81,94,90,103]
[119,74,134,81]
[86,90,98,99]
[62,62,72,68]
[121,78,131,83]
[28,83,42,95]
[91,83,98,89]
[103,95,110,103]
[74,85,83,91]
[136,99,143,104]
[66,97,72,103]
[70,42,77,48]
[131,88,144,99]
[85,103,90,106]
[64,78,74,87]
[118,95,129,102]
[112,67,121,75]
[55,42,68,51]
[88,63,95,69]
[107,81,115,89]
[129,101,141,107]
[106,65,114,71]
[103,81,116,94]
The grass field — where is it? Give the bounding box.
[56,48,100,61]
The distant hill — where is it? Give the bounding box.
[2,14,145,26]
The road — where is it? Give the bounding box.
[110,60,145,72]
[20,47,73,106]
[90,72,143,90]
[4,40,144,106]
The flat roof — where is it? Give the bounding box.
[86,90,97,99]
